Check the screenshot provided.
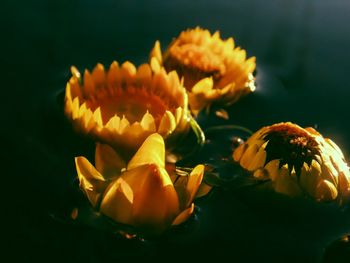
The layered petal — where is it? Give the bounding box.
[150,27,256,114]
[233,122,350,203]
[75,156,109,208]
[65,61,190,157]
[75,133,207,235]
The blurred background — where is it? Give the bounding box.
[2,0,350,261]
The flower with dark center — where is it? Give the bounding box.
[233,122,350,203]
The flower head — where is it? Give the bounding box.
[150,27,256,114]
[65,61,190,157]
[75,133,209,235]
[233,122,350,203]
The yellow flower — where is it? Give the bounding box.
[65,61,190,157]
[75,133,209,235]
[233,122,350,203]
[150,27,256,114]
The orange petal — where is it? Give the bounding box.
[172,203,195,226]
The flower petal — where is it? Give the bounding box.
[100,177,134,225]
[195,182,212,198]
[150,41,163,64]
[172,203,195,226]
[315,179,338,201]
[122,164,179,233]
[158,111,176,136]
[127,133,165,170]
[185,164,205,207]
[95,143,126,179]
[75,157,108,208]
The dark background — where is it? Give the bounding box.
[2,0,350,262]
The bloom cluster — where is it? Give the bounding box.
[64,28,350,236]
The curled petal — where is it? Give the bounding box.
[75,157,108,208]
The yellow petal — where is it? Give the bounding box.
[315,179,338,201]
[93,107,103,127]
[106,115,121,131]
[75,157,107,207]
[172,203,195,226]
[95,143,126,179]
[300,161,320,197]
[240,144,259,170]
[158,111,176,136]
[70,66,81,79]
[195,182,212,198]
[100,177,133,225]
[127,133,165,170]
[122,164,179,233]
[233,143,246,162]
[185,164,204,207]
[71,97,80,120]
[274,165,302,197]
[191,78,213,94]
[150,57,161,73]
[264,159,280,181]
[150,41,163,63]
[140,111,156,132]
[246,146,266,172]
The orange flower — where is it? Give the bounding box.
[75,133,210,235]
[150,27,256,114]
[65,61,190,157]
[233,122,350,203]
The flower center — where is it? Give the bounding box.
[164,44,225,89]
[86,88,168,125]
[263,124,320,177]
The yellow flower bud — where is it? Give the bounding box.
[75,133,209,235]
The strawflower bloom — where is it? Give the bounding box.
[75,133,210,235]
[150,27,256,114]
[233,122,350,203]
[65,61,190,157]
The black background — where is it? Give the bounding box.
[3,0,350,262]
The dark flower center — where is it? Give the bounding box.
[263,125,320,177]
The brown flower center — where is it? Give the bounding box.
[263,124,320,177]
[164,44,225,90]
[86,88,169,125]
